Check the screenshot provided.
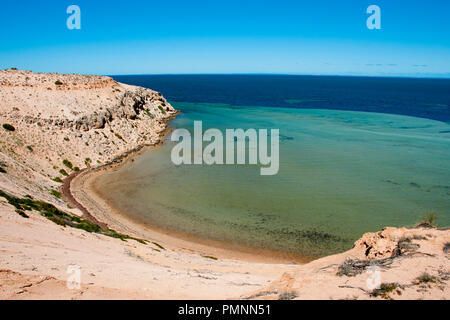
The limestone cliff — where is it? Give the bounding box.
[0,69,176,207]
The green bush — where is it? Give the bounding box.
[16,209,29,219]
[0,167,6,174]
[50,189,62,199]
[59,169,69,176]
[152,242,166,250]
[3,124,15,132]
[158,106,166,114]
[371,283,402,299]
[415,273,439,284]
[55,80,63,86]
[0,190,148,245]
[63,159,73,170]
[53,177,63,183]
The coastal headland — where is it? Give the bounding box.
[0,70,448,300]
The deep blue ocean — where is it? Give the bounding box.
[114,75,450,123]
[99,75,450,259]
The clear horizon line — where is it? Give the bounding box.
[107,72,450,80]
[4,67,450,80]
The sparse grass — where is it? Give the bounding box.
[337,258,391,277]
[371,283,402,300]
[278,291,298,300]
[102,230,147,244]
[152,242,166,250]
[2,123,15,132]
[201,255,218,261]
[114,133,124,141]
[63,159,73,170]
[50,189,62,199]
[59,169,68,176]
[415,213,437,228]
[414,273,439,285]
[0,190,147,245]
[53,177,63,183]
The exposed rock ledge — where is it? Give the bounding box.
[242,226,449,300]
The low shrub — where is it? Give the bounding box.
[415,273,439,285]
[279,291,298,300]
[158,106,166,114]
[3,123,15,132]
[63,159,73,170]
[16,209,29,219]
[114,133,124,141]
[0,190,147,244]
[415,213,437,228]
[50,189,62,199]
[371,283,402,299]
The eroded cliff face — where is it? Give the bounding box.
[0,69,176,207]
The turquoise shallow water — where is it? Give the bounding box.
[94,102,450,258]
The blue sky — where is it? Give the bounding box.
[0,0,449,77]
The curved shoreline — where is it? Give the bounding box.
[63,115,310,264]
[61,112,179,229]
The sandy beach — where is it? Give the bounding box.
[1,70,449,300]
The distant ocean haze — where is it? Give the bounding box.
[94,75,450,258]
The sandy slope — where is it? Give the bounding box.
[0,69,449,300]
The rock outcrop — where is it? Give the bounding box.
[0,69,176,207]
[242,227,449,300]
